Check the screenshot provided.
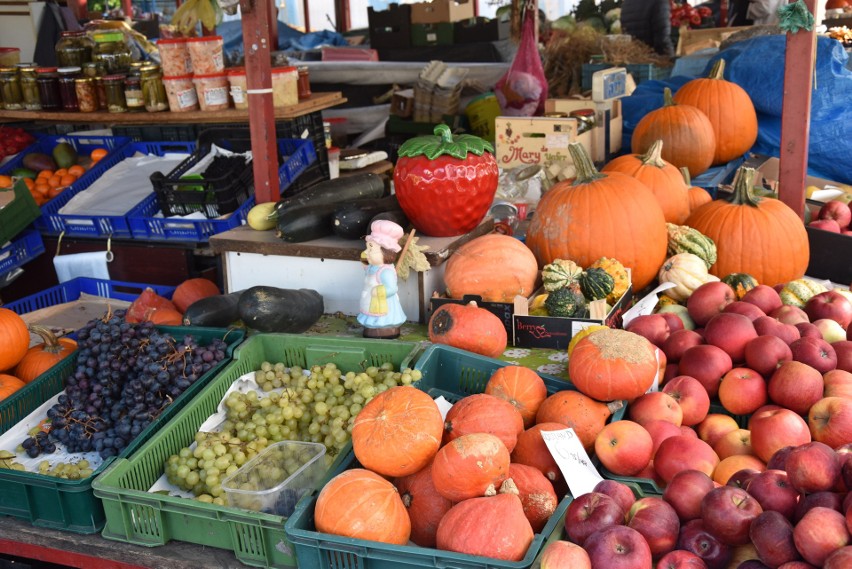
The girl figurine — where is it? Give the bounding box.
[358,220,407,338]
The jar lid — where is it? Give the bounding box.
[227,67,246,76]
[57,66,82,74]
[0,67,17,73]
[93,31,125,43]
[192,72,227,79]
[102,74,127,81]
[60,30,87,37]
[185,35,223,42]
[162,74,194,80]
[74,76,94,83]
[37,67,58,73]
[156,37,188,45]
[139,64,160,72]
[15,62,37,69]
[272,66,297,74]
[297,66,309,72]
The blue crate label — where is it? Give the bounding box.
[540,428,602,497]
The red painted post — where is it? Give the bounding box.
[240,0,280,204]
[778,0,817,219]
[122,0,132,18]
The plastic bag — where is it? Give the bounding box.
[495,4,548,117]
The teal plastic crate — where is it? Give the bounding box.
[92,334,419,568]
[0,325,244,533]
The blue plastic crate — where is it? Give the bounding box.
[0,229,45,278]
[0,135,132,234]
[3,277,176,316]
[38,141,195,239]
[127,138,317,242]
[691,155,746,198]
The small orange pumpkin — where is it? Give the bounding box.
[0,308,29,372]
[682,167,713,212]
[510,422,567,486]
[443,393,525,452]
[0,374,26,401]
[394,462,454,548]
[15,326,77,383]
[484,365,548,428]
[143,307,184,326]
[431,432,510,502]
[172,278,220,313]
[508,463,558,532]
[428,301,507,358]
[534,390,623,452]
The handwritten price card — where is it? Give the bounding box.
[540,427,603,497]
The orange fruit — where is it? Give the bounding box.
[37,170,53,179]
[60,174,77,187]
[47,175,62,188]
[0,175,12,188]
[47,186,64,199]
[23,178,35,190]
[91,148,108,162]
[33,183,50,197]
[54,168,68,177]
[68,165,86,177]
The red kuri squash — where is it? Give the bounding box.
[534,390,622,451]
[126,288,178,323]
[394,462,454,548]
[508,463,558,532]
[484,365,548,428]
[443,393,525,452]
[15,326,77,383]
[428,301,507,358]
[511,422,567,486]
[143,307,184,326]
[0,374,26,401]
[0,308,29,372]
[431,432,510,502]
[172,278,220,313]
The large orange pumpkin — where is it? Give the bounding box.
[631,87,716,178]
[526,143,668,291]
[484,365,548,428]
[683,167,712,212]
[602,139,692,224]
[315,468,411,545]
[568,328,659,402]
[0,374,26,401]
[443,233,539,302]
[172,278,220,313]
[352,386,443,477]
[15,326,77,383]
[432,432,510,502]
[672,59,758,165]
[443,393,525,452]
[0,308,29,372]
[394,462,454,548]
[685,166,809,287]
[534,390,622,451]
[428,301,507,358]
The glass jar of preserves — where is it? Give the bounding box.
[102,75,127,113]
[92,32,132,74]
[297,66,311,100]
[124,75,144,112]
[57,66,81,112]
[55,31,94,68]
[18,65,40,110]
[140,65,168,112]
[75,76,97,112]
[82,61,106,78]
[36,67,61,111]
[0,67,23,110]
[94,77,108,110]
[128,61,146,77]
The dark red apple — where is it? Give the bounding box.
[701,485,764,546]
[663,469,717,522]
[724,467,760,489]
[593,479,637,515]
[809,218,842,232]
[753,315,801,345]
[746,469,801,520]
[793,506,851,566]
[775,562,818,568]
[770,305,810,326]
[687,282,737,328]
[584,525,653,569]
[564,491,625,546]
[655,549,709,569]
[794,491,844,522]
[677,519,733,569]
[744,335,793,378]
[749,510,802,567]
[817,200,852,228]
[678,344,734,398]
[790,336,838,373]
[824,546,852,569]
[626,314,672,348]
[662,330,705,363]
[664,362,680,384]
[655,435,721,485]
[744,285,784,316]
[809,396,852,449]
[833,341,852,373]
[662,375,711,426]
[795,322,823,341]
[723,301,766,321]
[750,407,812,463]
[737,561,770,569]
[625,496,680,557]
[766,446,796,471]
[703,312,759,363]
[785,441,840,494]
[767,361,825,415]
[805,291,852,329]
[659,312,686,334]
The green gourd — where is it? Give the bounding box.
[666,223,718,269]
[578,268,615,301]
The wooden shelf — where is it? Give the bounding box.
[0,92,346,124]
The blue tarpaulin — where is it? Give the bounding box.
[218,20,349,60]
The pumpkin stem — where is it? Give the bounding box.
[728,167,762,207]
[708,58,726,80]
[607,400,624,415]
[568,142,605,185]
[640,140,667,168]
[28,325,66,355]
[498,478,520,496]
[663,87,676,107]
[679,166,691,186]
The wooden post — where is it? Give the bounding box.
[778,0,817,219]
[121,0,132,18]
[240,0,281,204]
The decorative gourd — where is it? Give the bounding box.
[431,432,510,502]
[0,308,31,373]
[526,143,668,291]
[314,468,411,545]
[779,278,829,308]
[721,273,759,300]
[171,278,220,313]
[528,293,549,316]
[511,422,567,485]
[673,59,759,165]
[658,253,718,302]
[394,462,454,548]
[429,301,507,358]
[685,167,810,287]
[578,268,615,301]
[435,479,534,562]
[126,289,178,324]
[443,393,525,452]
[588,257,630,305]
[508,463,558,533]
[602,139,691,224]
[443,233,539,302]
[541,259,583,292]
[666,223,718,269]
[484,365,548,429]
[15,326,77,383]
[632,87,717,178]
[682,167,713,212]
[568,328,659,401]
[544,284,587,318]
[534,390,623,452]
[352,386,443,477]
[0,374,26,401]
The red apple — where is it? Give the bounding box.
[564,491,625,546]
[712,428,754,460]
[818,200,852,228]
[770,305,810,326]
[714,455,765,486]
[718,367,768,416]
[750,407,812,463]
[584,525,653,569]
[794,491,844,522]
[663,362,680,384]
[814,319,850,343]
[824,369,852,398]
[662,330,705,363]
[663,469,717,522]
[785,441,840,494]
[701,485,763,546]
[809,396,852,449]
[634,459,667,489]
[744,335,793,379]
[659,312,685,334]
[768,361,825,415]
[696,413,741,447]
[626,314,672,348]
[688,282,737,327]
[628,392,684,427]
[793,507,851,566]
[625,496,680,557]
[844,229,852,236]
[703,312,759,363]
[790,336,838,373]
[766,445,796,471]
[678,344,734,398]
[776,562,818,568]
[749,510,802,567]
[809,218,842,232]
[748,405,784,430]
[723,301,766,321]
[837,444,852,493]
[539,540,592,569]
[824,546,852,569]
[655,549,709,569]
[677,519,733,569]
[593,479,637,515]
[805,291,852,329]
[754,315,802,345]
[658,304,696,331]
[644,418,686,457]
[655,435,720,485]
[737,561,770,569]
[595,420,654,477]
[746,469,801,520]
[833,340,852,373]
[662,375,711,426]
[726,467,761,490]
[680,425,699,438]
[744,285,784,315]
[795,322,824,340]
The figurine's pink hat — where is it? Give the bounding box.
[366,220,403,252]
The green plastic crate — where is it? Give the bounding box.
[92,334,419,569]
[0,180,41,245]
[0,325,244,533]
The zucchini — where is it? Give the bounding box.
[272,173,386,219]
[370,209,409,229]
[237,286,324,333]
[276,202,339,242]
[332,195,403,240]
[182,291,244,327]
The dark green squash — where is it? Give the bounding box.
[276,203,338,242]
[332,195,403,240]
[544,284,587,318]
[273,173,386,219]
[182,290,244,327]
[720,273,759,300]
[237,286,324,333]
[578,268,615,301]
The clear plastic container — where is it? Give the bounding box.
[221,441,326,517]
[192,72,230,111]
[186,36,224,76]
[162,74,199,112]
[0,48,21,67]
[227,67,247,110]
[271,66,298,108]
[156,38,192,77]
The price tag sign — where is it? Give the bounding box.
[433,396,453,421]
[592,67,628,103]
[621,282,678,327]
[540,428,603,497]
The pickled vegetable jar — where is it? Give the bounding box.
[124,75,144,112]
[55,31,94,67]
[58,66,81,111]
[75,76,98,112]
[0,67,24,110]
[92,32,132,74]
[82,61,106,78]
[36,67,61,111]
[19,64,40,110]
[103,75,127,113]
[140,65,168,112]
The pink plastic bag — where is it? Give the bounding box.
[495,4,548,117]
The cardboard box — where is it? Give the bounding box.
[411,22,454,47]
[494,117,593,183]
[454,16,510,43]
[429,294,515,338]
[544,98,623,164]
[368,4,412,49]
[512,287,634,350]
[675,26,750,56]
[410,0,474,24]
